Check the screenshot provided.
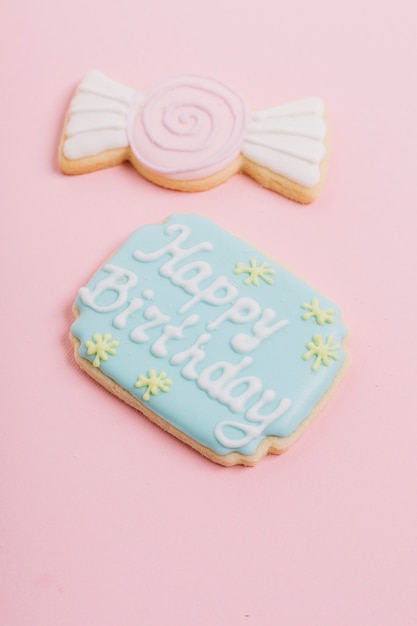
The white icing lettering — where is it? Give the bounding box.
[215,392,292,448]
[130,305,170,342]
[170,260,213,293]
[246,390,291,423]
[215,421,263,449]
[217,375,263,414]
[133,224,213,278]
[151,314,200,358]
[206,296,261,331]
[231,308,289,353]
[179,275,238,314]
[197,356,262,413]
[197,357,262,413]
[170,333,211,379]
[169,330,293,448]
[112,297,143,329]
[79,264,137,313]
[198,356,251,399]
[133,223,239,316]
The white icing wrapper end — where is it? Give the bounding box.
[242,98,327,188]
[63,70,136,160]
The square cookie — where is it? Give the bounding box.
[70,215,348,466]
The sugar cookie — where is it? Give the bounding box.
[70,215,348,466]
[60,71,329,203]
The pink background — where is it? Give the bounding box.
[2,1,417,624]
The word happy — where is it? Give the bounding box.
[79,223,292,449]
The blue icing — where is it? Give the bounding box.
[71,214,347,457]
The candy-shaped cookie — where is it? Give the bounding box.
[70,215,348,466]
[60,71,329,203]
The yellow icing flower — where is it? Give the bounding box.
[301,298,334,325]
[303,335,340,372]
[135,370,173,401]
[85,333,119,368]
[234,258,275,286]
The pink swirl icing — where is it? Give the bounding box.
[127,75,250,180]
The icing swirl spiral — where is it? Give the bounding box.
[127,75,250,180]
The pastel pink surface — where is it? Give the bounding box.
[1,2,417,626]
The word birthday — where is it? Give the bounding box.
[79,223,292,448]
